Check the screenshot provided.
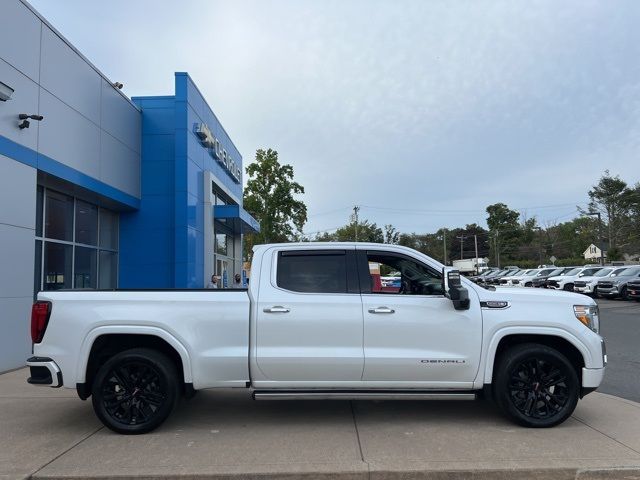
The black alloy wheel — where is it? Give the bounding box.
[563,283,574,291]
[494,343,579,428]
[92,348,179,434]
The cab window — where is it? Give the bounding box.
[362,251,444,296]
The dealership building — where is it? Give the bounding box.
[0,0,259,371]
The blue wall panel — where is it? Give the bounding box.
[120,73,250,289]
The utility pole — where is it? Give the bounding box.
[443,228,448,265]
[474,234,479,275]
[456,235,467,260]
[494,230,501,269]
[352,205,360,242]
[535,227,543,266]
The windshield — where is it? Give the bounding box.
[524,269,540,276]
[539,268,556,275]
[581,268,601,276]
[619,267,640,277]
[593,268,613,277]
[564,268,581,276]
[610,268,627,277]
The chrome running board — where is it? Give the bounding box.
[253,390,476,401]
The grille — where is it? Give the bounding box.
[547,280,559,287]
[574,281,587,287]
[598,282,613,289]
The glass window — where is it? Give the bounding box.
[74,247,97,288]
[216,233,229,256]
[365,252,444,296]
[75,200,98,246]
[99,209,118,249]
[36,186,43,237]
[277,251,348,293]
[45,190,74,241]
[34,240,42,296]
[99,250,117,288]
[43,242,72,290]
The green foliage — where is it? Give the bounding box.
[243,149,307,258]
[316,219,383,243]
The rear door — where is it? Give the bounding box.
[254,247,364,383]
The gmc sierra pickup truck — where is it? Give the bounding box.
[27,243,606,434]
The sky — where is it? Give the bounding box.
[28,0,640,237]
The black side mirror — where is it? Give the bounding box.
[443,268,470,310]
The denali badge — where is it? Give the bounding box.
[421,359,466,364]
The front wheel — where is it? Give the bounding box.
[91,348,180,434]
[494,343,579,428]
[563,283,574,291]
[620,287,628,300]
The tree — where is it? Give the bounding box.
[318,219,383,243]
[384,224,400,244]
[243,149,307,258]
[486,203,522,264]
[580,170,634,249]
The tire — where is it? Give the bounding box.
[525,282,532,288]
[620,287,628,301]
[563,283,573,291]
[494,343,579,428]
[91,348,180,434]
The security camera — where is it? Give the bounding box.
[19,120,29,129]
[113,82,123,89]
[19,113,44,121]
[0,81,14,102]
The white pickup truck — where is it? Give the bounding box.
[27,243,606,434]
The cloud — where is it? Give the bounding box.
[29,0,640,234]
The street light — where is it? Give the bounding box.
[585,211,605,266]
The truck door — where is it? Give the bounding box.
[358,249,482,388]
[254,248,364,383]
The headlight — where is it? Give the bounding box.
[574,305,599,333]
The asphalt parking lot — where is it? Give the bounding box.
[596,298,640,403]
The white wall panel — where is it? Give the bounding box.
[0,297,32,371]
[101,79,141,154]
[0,0,41,81]
[40,26,101,124]
[38,89,100,179]
[0,223,35,299]
[0,155,36,229]
[100,132,140,197]
[0,59,40,151]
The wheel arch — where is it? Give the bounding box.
[483,328,589,385]
[77,326,193,399]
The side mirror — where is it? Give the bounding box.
[443,268,470,310]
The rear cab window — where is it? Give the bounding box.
[275,250,359,294]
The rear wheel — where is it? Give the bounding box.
[91,348,179,434]
[494,343,579,428]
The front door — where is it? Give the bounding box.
[358,249,482,388]
[255,248,364,384]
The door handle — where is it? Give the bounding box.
[263,306,290,313]
[368,306,395,314]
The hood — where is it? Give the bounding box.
[474,284,596,306]
[576,275,600,283]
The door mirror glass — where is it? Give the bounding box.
[443,268,470,310]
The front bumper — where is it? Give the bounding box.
[597,286,619,297]
[26,356,62,388]
[574,284,595,294]
[582,367,605,388]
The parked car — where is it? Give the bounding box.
[27,242,606,433]
[547,266,602,291]
[509,268,558,287]
[480,269,510,286]
[627,277,640,301]
[573,267,625,297]
[596,266,640,300]
[497,269,526,286]
[532,267,575,288]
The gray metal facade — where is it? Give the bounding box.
[0,0,141,371]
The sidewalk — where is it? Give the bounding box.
[1,368,639,480]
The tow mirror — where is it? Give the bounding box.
[443,268,470,310]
